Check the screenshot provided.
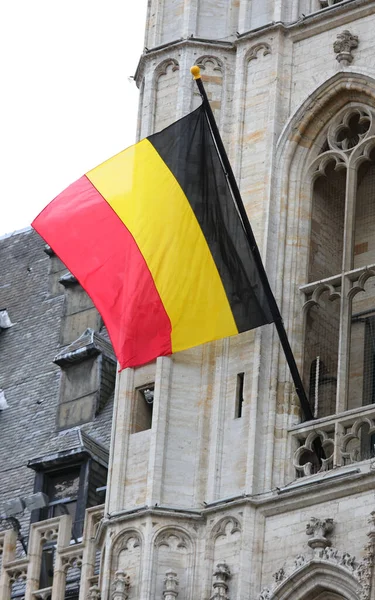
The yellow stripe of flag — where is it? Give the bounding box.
[86,139,238,352]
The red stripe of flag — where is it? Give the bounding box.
[32,175,172,368]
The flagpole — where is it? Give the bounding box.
[191,65,314,422]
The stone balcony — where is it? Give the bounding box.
[290,404,375,477]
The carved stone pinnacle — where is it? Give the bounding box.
[333,30,359,66]
[163,570,179,600]
[111,571,130,600]
[210,561,231,600]
[306,517,334,550]
[87,585,101,600]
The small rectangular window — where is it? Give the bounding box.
[39,544,55,590]
[133,384,154,432]
[235,373,244,418]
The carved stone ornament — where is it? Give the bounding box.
[163,570,179,600]
[62,552,83,572]
[40,526,59,544]
[87,585,101,600]
[33,590,52,600]
[356,512,375,600]
[273,567,285,583]
[306,516,334,550]
[259,542,372,600]
[111,570,130,600]
[257,513,375,600]
[210,561,231,600]
[333,30,359,65]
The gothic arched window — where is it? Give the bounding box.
[303,105,375,420]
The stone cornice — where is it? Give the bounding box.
[98,465,375,535]
[134,38,235,85]
[287,0,375,42]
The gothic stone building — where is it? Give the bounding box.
[2,1,375,599]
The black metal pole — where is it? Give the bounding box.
[191,66,314,422]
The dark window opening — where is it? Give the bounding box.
[349,310,375,409]
[41,467,81,539]
[133,384,154,432]
[29,456,108,542]
[235,373,244,418]
[360,426,375,461]
[363,316,375,406]
[39,544,55,590]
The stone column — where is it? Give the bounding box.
[146,356,173,506]
[0,529,17,600]
[206,338,230,502]
[51,515,72,600]
[79,509,103,600]
[105,368,135,515]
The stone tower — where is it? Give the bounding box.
[101,1,375,599]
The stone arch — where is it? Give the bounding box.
[244,42,271,64]
[269,72,375,420]
[277,72,375,161]
[203,516,242,600]
[109,529,143,600]
[152,58,180,133]
[195,55,224,73]
[270,560,361,599]
[210,515,241,541]
[150,526,195,600]
[111,528,143,555]
[193,55,224,122]
[153,524,194,550]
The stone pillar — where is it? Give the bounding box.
[105,368,135,515]
[146,356,173,506]
[25,520,43,600]
[206,338,230,502]
[0,529,17,600]
[79,509,103,600]
[163,570,179,600]
[50,515,72,600]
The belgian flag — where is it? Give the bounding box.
[32,105,274,369]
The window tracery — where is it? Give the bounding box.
[294,104,375,476]
[303,105,375,417]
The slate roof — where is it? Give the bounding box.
[0,228,113,540]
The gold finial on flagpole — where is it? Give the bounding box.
[190,65,201,80]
